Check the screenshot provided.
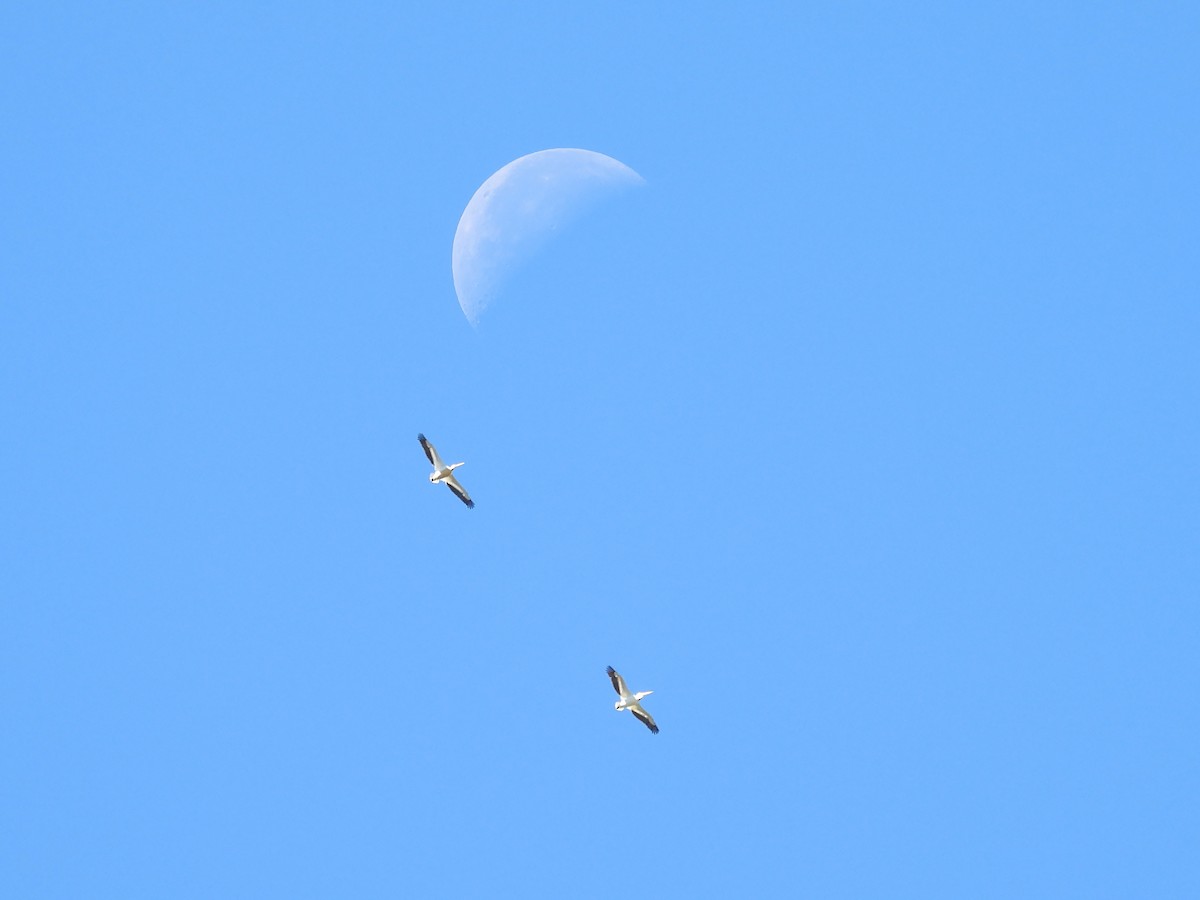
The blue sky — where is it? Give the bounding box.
[3,3,1197,897]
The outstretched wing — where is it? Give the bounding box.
[631,705,660,735]
[444,473,474,509]
[606,666,630,699]
[417,434,443,469]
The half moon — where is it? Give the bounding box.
[451,148,645,326]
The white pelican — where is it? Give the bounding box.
[418,433,474,509]
[606,666,659,734]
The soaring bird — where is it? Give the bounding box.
[418,433,474,508]
[606,666,659,734]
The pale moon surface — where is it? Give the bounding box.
[452,148,644,325]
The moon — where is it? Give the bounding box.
[451,148,645,326]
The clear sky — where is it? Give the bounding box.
[3,4,1198,897]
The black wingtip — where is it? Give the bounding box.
[417,433,426,443]
[606,666,615,676]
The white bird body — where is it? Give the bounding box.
[418,434,474,508]
[606,666,659,734]
[428,460,464,483]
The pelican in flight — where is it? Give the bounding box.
[606,666,659,734]
[418,433,474,508]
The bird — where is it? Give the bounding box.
[606,666,659,734]
[418,433,474,508]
